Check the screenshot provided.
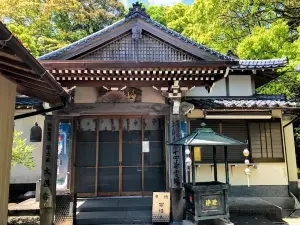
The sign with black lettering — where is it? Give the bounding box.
[152,192,170,223]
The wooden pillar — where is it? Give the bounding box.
[213,146,218,182]
[40,115,59,225]
[169,111,184,222]
[224,146,229,184]
[191,146,195,185]
[0,75,16,225]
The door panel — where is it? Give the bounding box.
[98,118,120,196]
[98,168,119,192]
[143,117,165,192]
[122,118,142,194]
[74,118,97,197]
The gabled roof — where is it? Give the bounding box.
[38,4,234,61]
[0,22,69,105]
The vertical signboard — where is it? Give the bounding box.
[56,123,70,191]
[40,116,58,210]
[169,116,186,188]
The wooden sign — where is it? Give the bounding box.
[152,192,170,223]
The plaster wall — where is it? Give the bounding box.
[10,110,44,184]
[186,75,254,97]
[74,87,98,103]
[186,79,226,97]
[195,163,288,185]
[229,75,253,96]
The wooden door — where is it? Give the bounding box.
[74,116,165,197]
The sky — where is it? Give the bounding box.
[123,0,194,7]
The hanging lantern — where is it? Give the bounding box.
[185,147,190,155]
[244,168,251,175]
[30,122,42,142]
[244,159,250,165]
[185,157,192,166]
[243,148,250,157]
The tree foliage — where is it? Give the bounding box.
[0,0,125,57]
[11,131,36,171]
[146,0,300,99]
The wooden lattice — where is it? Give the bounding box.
[79,32,197,61]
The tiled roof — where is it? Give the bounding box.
[187,95,299,109]
[234,57,288,70]
[16,96,42,108]
[38,11,234,61]
[38,3,288,72]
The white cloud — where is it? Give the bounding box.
[148,0,182,5]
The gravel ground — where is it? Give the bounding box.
[7,216,39,225]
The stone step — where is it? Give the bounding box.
[76,211,153,225]
[77,197,152,212]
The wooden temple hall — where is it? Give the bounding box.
[36,2,295,208]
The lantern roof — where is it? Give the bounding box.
[170,123,247,146]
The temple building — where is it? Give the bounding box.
[28,2,300,223]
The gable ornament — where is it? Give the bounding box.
[132,25,142,42]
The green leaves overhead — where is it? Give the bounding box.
[0,0,125,57]
[146,0,300,99]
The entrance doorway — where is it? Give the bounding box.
[74,116,165,197]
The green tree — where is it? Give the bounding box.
[0,0,125,56]
[11,131,36,171]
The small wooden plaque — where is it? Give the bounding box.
[152,192,170,223]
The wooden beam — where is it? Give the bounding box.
[0,47,23,62]
[3,73,55,92]
[56,80,209,87]
[40,60,235,70]
[0,66,46,83]
[0,55,32,71]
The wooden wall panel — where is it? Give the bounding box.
[0,75,16,225]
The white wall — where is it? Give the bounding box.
[186,79,226,97]
[10,110,44,184]
[229,75,253,96]
[74,87,98,103]
[186,75,254,97]
[195,163,288,185]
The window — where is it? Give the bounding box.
[248,122,284,162]
[189,119,247,163]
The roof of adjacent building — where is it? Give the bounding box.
[235,58,288,70]
[0,22,69,105]
[186,94,299,109]
[15,96,42,109]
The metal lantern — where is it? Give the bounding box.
[30,122,42,142]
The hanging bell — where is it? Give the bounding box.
[30,122,42,142]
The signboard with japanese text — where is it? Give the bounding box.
[56,123,70,191]
[40,116,58,209]
[152,192,170,223]
[168,117,187,188]
[202,195,221,211]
